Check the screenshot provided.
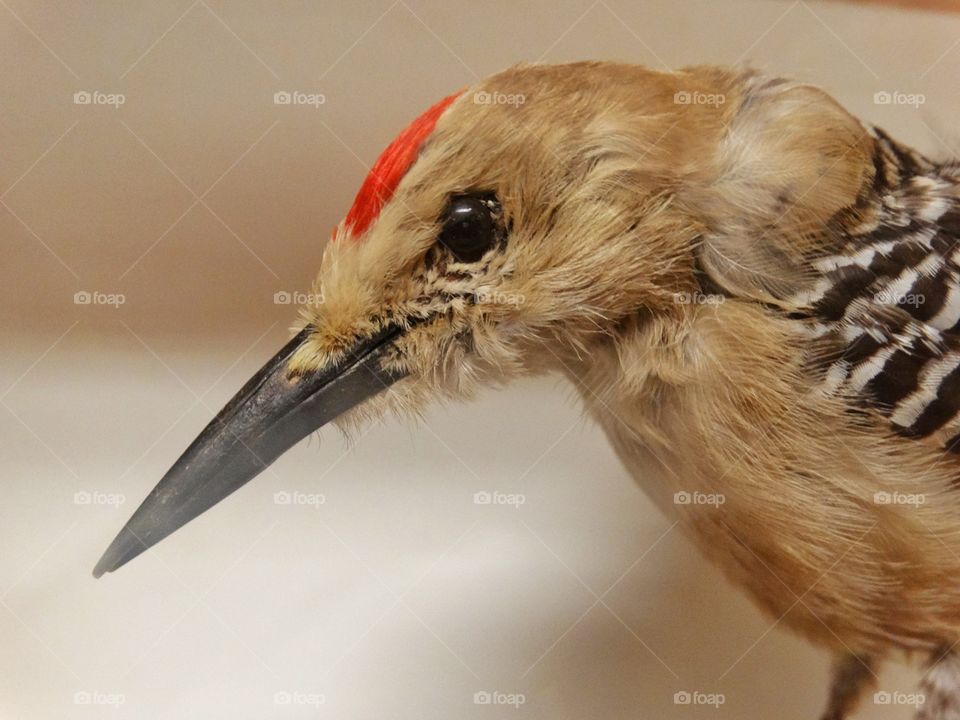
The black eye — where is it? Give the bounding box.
[437,194,502,263]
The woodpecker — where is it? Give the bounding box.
[95,62,960,719]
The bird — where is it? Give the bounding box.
[93,61,960,719]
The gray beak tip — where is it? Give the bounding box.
[92,527,147,578]
[93,323,406,578]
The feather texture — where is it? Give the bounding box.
[790,131,960,448]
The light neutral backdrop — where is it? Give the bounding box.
[3,1,960,718]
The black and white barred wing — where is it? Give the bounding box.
[799,131,960,448]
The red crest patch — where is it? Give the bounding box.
[340,90,464,239]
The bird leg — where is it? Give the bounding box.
[820,653,875,720]
[917,649,960,720]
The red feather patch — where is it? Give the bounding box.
[340,90,463,239]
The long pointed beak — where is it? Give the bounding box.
[93,324,404,578]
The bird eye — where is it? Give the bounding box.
[437,194,501,263]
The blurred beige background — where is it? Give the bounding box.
[3,1,960,718]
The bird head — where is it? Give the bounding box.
[95,62,869,576]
